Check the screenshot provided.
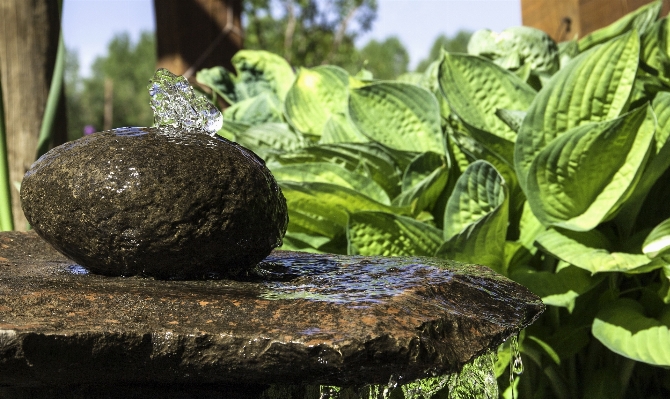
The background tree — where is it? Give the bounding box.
[415,30,472,72]
[358,36,409,79]
[66,32,156,139]
[0,0,66,230]
[244,0,377,72]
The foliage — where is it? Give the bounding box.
[197,1,670,397]
[65,32,156,139]
[358,36,409,79]
[243,0,377,73]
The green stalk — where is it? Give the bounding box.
[35,0,65,159]
[0,68,14,231]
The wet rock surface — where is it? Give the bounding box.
[20,127,288,279]
[0,231,544,390]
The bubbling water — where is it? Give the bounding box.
[147,68,223,135]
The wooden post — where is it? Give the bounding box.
[153,0,243,78]
[521,0,670,42]
[0,0,66,230]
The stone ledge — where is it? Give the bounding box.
[0,231,544,388]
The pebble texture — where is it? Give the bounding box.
[0,231,545,389]
[20,127,288,279]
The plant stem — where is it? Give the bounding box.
[35,0,65,159]
[0,67,14,231]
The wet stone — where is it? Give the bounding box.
[19,127,288,279]
[0,231,545,390]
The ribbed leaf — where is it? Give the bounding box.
[392,152,449,214]
[643,218,670,258]
[536,228,658,274]
[349,82,444,153]
[319,113,368,144]
[196,66,237,104]
[216,120,249,141]
[276,143,404,198]
[578,0,662,51]
[280,181,404,239]
[347,211,443,256]
[273,162,390,205]
[438,52,536,142]
[234,123,306,160]
[284,66,349,136]
[222,92,283,124]
[510,266,603,312]
[230,50,295,101]
[526,106,655,231]
[515,31,640,193]
[437,161,508,271]
[592,298,670,366]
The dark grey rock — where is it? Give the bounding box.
[20,127,288,279]
[0,231,545,389]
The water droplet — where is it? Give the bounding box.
[147,68,223,135]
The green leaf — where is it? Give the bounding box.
[643,218,670,258]
[273,162,390,205]
[525,105,655,231]
[280,232,330,253]
[515,31,640,193]
[196,66,238,104]
[640,18,670,82]
[275,142,404,198]
[468,26,560,76]
[234,123,306,160]
[283,66,349,136]
[437,160,509,271]
[216,120,249,141]
[349,81,445,153]
[578,0,662,51]
[230,50,295,101]
[592,298,670,366]
[510,266,603,312]
[535,227,659,274]
[438,52,536,142]
[346,211,443,256]
[393,152,449,214]
[280,181,403,239]
[496,109,527,134]
[222,92,284,124]
[319,113,368,144]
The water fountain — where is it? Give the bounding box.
[0,70,544,398]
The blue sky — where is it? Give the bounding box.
[62,0,521,76]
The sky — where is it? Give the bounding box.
[62,0,522,76]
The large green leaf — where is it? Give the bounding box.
[284,66,349,136]
[525,105,655,231]
[468,26,560,76]
[643,217,670,258]
[592,298,670,366]
[276,143,404,198]
[280,181,403,239]
[349,81,445,153]
[640,17,670,82]
[216,120,249,141]
[222,92,284,124]
[230,50,295,101]
[319,113,368,144]
[392,152,449,214]
[515,31,640,193]
[578,0,662,52]
[535,227,659,274]
[234,123,306,160]
[438,52,536,142]
[272,162,390,205]
[437,161,509,271]
[510,266,603,312]
[196,50,295,104]
[347,211,443,256]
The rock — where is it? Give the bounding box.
[0,231,545,389]
[20,127,288,279]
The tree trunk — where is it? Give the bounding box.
[0,0,66,230]
[154,0,243,78]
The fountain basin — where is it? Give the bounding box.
[0,231,543,391]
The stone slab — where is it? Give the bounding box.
[0,231,544,388]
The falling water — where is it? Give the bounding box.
[147,68,223,135]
